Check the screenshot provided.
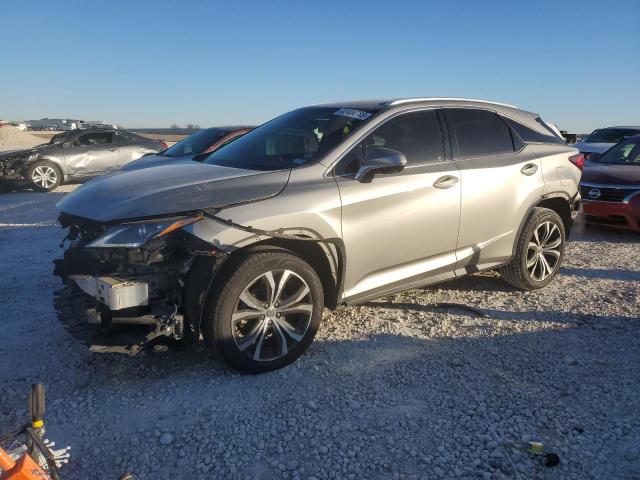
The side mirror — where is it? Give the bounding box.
[355,147,407,182]
[62,141,73,149]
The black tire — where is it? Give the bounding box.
[202,247,324,373]
[500,207,566,290]
[26,160,62,192]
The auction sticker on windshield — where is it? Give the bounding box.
[334,108,372,121]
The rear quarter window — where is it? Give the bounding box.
[501,116,565,145]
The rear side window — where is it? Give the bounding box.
[501,116,565,145]
[114,131,134,143]
[445,108,516,158]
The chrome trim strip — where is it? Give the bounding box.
[580,182,640,189]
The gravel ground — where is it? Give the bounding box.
[1,187,639,480]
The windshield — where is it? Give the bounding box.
[585,128,640,144]
[595,139,640,165]
[205,107,377,171]
[163,129,229,157]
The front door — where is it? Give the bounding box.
[65,131,119,176]
[333,109,461,302]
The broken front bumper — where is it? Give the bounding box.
[71,275,149,310]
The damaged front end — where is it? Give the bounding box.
[0,150,36,183]
[54,212,225,355]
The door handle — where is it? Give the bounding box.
[433,175,459,189]
[521,163,538,176]
[108,148,117,152]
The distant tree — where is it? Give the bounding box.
[186,124,195,130]
[170,123,180,129]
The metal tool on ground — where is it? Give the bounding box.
[0,384,60,480]
[504,440,561,467]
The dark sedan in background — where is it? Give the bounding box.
[575,126,640,161]
[0,129,166,192]
[581,134,640,231]
[122,126,253,171]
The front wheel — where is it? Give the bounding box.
[500,207,566,290]
[27,161,62,192]
[202,248,324,373]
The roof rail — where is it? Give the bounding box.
[385,97,518,109]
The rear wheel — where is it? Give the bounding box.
[202,248,324,373]
[500,207,565,290]
[27,161,61,192]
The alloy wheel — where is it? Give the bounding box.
[231,269,313,362]
[32,165,58,189]
[526,220,562,281]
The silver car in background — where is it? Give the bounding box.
[55,98,582,373]
[0,129,166,191]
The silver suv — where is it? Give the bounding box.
[55,98,582,372]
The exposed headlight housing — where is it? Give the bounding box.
[87,216,202,248]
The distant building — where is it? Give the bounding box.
[81,120,119,130]
[25,118,118,131]
[26,118,81,131]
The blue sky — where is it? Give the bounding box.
[1,0,638,132]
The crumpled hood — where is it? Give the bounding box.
[582,162,640,185]
[574,142,614,154]
[56,162,290,222]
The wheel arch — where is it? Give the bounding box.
[25,156,67,182]
[184,237,345,339]
[511,192,572,258]
[535,193,572,237]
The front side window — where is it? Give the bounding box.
[74,132,113,146]
[446,108,516,158]
[337,110,445,175]
[585,128,640,144]
[205,107,378,171]
[595,139,640,165]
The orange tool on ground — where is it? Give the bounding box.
[0,385,58,480]
[0,447,51,480]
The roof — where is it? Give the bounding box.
[312,97,524,113]
[313,97,517,107]
[384,97,518,108]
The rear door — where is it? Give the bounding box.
[334,109,461,301]
[64,131,119,176]
[114,131,152,167]
[443,108,545,274]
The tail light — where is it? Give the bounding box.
[569,153,584,171]
[160,140,168,149]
